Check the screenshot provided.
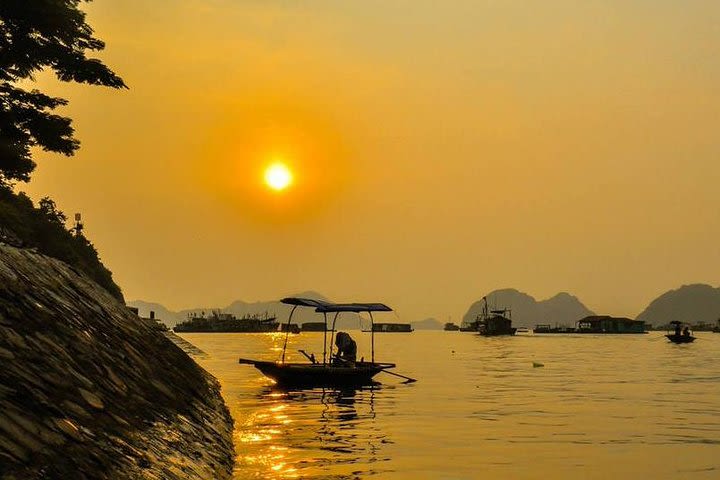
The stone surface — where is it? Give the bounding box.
[0,245,235,479]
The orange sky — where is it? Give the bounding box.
[24,0,720,321]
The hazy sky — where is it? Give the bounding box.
[25,0,720,321]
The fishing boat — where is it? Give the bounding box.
[665,320,695,344]
[174,310,278,333]
[477,297,516,336]
[239,297,410,387]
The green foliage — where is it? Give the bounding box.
[0,0,126,183]
[0,186,123,301]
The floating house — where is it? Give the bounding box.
[533,324,575,334]
[366,323,413,333]
[576,315,646,334]
[301,322,327,332]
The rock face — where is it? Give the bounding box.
[462,289,594,328]
[635,284,720,326]
[0,245,234,479]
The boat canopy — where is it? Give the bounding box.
[280,297,392,313]
[280,297,332,308]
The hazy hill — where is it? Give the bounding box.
[635,284,720,326]
[129,291,384,330]
[461,289,594,328]
[410,318,443,330]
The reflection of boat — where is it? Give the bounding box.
[477,297,516,336]
[239,298,398,387]
[243,385,383,478]
[666,321,695,343]
[174,310,278,332]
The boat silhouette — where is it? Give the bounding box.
[239,297,407,387]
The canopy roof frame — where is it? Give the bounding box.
[279,297,392,364]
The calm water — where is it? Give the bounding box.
[180,331,720,479]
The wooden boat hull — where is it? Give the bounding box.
[239,359,395,387]
[666,334,695,344]
[479,328,517,336]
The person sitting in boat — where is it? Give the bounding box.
[682,326,691,337]
[333,331,357,367]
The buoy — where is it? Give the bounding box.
[533,362,544,368]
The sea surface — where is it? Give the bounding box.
[179,331,720,480]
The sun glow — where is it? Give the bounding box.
[264,162,293,191]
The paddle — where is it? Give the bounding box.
[380,369,417,383]
[298,349,317,363]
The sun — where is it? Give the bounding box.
[264,162,293,191]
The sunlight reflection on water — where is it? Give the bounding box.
[182,331,720,479]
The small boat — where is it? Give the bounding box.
[239,297,401,387]
[238,359,394,387]
[666,321,695,344]
[477,297,516,336]
[362,322,413,333]
[444,322,460,331]
[666,334,695,344]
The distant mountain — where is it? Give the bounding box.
[127,300,183,325]
[128,291,376,330]
[461,289,594,328]
[635,284,720,326]
[410,318,443,330]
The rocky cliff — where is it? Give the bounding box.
[635,284,720,326]
[0,245,234,479]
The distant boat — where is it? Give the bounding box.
[666,320,695,344]
[279,323,300,334]
[301,322,327,332]
[459,320,480,332]
[515,326,530,334]
[477,297,516,336]
[174,310,278,333]
[533,324,576,334]
[239,298,403,387]
[362,323,413,333]
[666,334,695,344]
[444,322,460,331]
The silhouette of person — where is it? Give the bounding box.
[682,326,691,337]
[334,332,357,367]
[674,323,682,336]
